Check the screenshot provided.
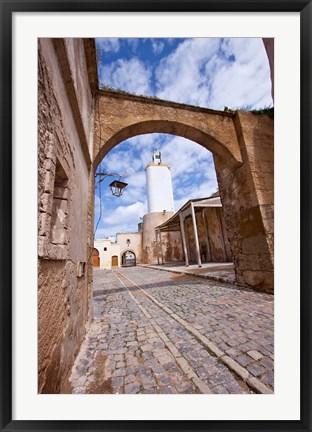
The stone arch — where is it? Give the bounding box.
[93,91,242,170]
[121,250,136,267]
[93,91,274,292]
[94,119,241,170]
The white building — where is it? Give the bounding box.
[93,232,142,270]
[92,239,121,269]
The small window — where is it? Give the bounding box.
[50,159,69,245]
[104,247,107,251]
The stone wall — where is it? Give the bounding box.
[38,38,96,393]
[142,212,183,264]
[214,111,274,292]
[184,207,232,263]
[262,38,274,100]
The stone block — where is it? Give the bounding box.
[241,271,273,291]
[38,212,50,236]
[43,170,55,193]
[247,376,273,394]
[221,355,249,381]
[247,350,263,361]
[242,235,269,255]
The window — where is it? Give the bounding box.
[50,159,69,245]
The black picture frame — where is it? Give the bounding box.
[1,1,311,431]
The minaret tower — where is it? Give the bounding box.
[142,151,179,264]
[146,151,174,213]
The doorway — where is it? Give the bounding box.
[111,255,119,267]
[92,248,100,267]
[122,251,136,267]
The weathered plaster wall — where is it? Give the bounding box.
[142,212,183,264]
[184,207,231,263]
[117,232,143,264]
[38,38,95,393]
[214,111,274,292]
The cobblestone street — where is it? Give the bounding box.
[69,267,274,394]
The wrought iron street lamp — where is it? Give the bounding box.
[109,179,128,197]
[94,171,128,197]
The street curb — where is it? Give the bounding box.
[138,264,236,286]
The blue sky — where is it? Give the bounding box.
[94,38,273,240]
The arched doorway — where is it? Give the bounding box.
[122,250,136,267]
[111,255,118,267]
[92,248,100,267]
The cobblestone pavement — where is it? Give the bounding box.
[69,267,274,394]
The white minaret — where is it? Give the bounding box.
[146,151,174,213]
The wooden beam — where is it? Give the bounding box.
[179,213,189,267]
[191,203,202,267]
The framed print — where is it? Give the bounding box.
[1,1,311,431]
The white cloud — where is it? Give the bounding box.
[98,58,152,95]
[155,38,220,106]
[96,38,120,53]
[127,38,140,52]
[160,136,215,180]
[151,39,165,55]
[207,38,272,109]
[103,201,147,226]
[155,37,272,110]
[100,149,141,175]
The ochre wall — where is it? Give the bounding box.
[214,111,274,292]
[142,212,183,264]
[184,207,232,264]
[38,38,96,393]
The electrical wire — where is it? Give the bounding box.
[94,176,103,238]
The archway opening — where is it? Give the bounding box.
[93,132,233,272]
[122,250,136,267]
